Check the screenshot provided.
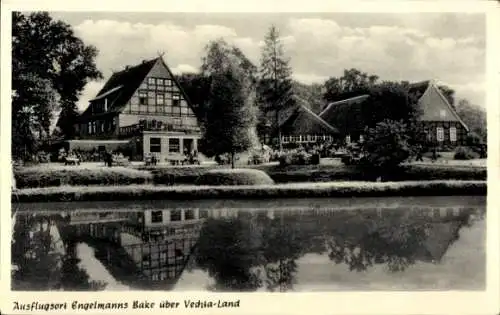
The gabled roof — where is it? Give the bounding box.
[79,56,196,120]
[318,95,370,124]
[81,58,159,118]
[417,80,469,131]
[280,98,339,135]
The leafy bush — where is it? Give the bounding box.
[14,167,152,189]
[359,120,412,169]
[195,169,275,186]
[248,151,269,165]
[278,151,313,166]
[454,146,479,160]
[278,154,293,167]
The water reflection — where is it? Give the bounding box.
[12,198,486,291]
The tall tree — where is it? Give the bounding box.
[12,11,102,143]
[323,68,379,103]
[200,39,258,168]
[258,25,295,150]
[11,73,57,160]
[455,99,487,142]
[176,73,211,124]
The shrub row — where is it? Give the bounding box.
[13,181,486,203]
[14,167,152,189]
[195,169,275,186]
[14,163,486,189]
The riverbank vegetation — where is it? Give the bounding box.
[14,163,486,189]
[13,181,486,203]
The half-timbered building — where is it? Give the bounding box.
[275,97,339,146]
[409,80,469,147]
[76,56,201,162]
[318,80,469,147]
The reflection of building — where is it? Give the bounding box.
[115,208,237,287]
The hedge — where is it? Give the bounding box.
[149,164,486,185]
[14,163,486,189]
[14,167,153,189]
[195,169,275,186]
[13,181,486,203]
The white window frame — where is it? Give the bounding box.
[436,127,444,142]
[449,127,457,142]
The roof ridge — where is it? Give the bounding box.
[426,81,469,132]
[300,104,338,133]
[115,57,159,74]
[319,94,369,117]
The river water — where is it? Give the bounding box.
[11,196,486,291]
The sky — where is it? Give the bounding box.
[48,12,486,111]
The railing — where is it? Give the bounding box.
[119,123,200,137]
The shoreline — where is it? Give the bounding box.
[12,180,486,203]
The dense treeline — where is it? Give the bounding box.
[12,12,486,162]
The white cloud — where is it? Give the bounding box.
[71,16,485,111]
[283,17,485,104]
[171,64,198,74]
[293,73,329,84]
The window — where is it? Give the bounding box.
[170,210,182,221]
[92,121,96,134]
[169,138,180,153]
[346,135,351,144]
[150,137,161,153]
[199,210,209,219]
[440,110,447,118]
[151,211,163,223]
[88,122,92,134]
[157,78,164,86]
[148,77,156,86]
[156,93,165,105]
[100,121,105,133]
[172,107,181,116]
[172,93,180,106]
[165,79,172,87]
[185,209,195,220]
[139,91,148,105]
[450,127,457,142]
[437,127,444,142]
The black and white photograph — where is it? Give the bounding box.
[2,1,499,314]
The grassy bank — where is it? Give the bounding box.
[148,164,486,185]
[14,166,153,189]
[13,181,486,203]
[14,163,487,189]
